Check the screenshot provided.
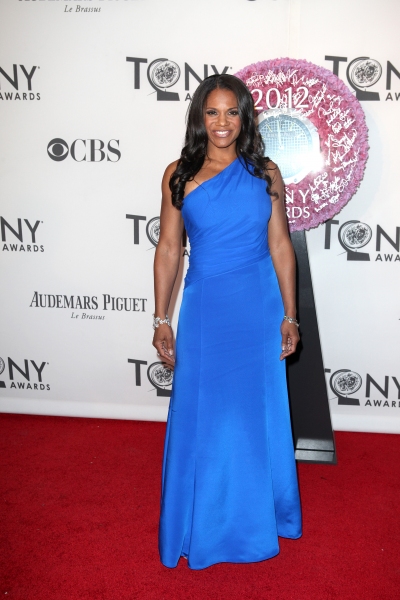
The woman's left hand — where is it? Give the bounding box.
[280,320,300,360]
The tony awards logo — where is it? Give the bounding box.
[338,221,373,261]
[347,58,382,101]
[330,369,362,406]
[0,356,5,386]
[148,59,181,101]
[126,56,230,102]
[146,217,160,246]
[325,55,400,102]
[147,362,173,397]
[127,358,173,397]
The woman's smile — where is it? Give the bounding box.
[212,130,232,137]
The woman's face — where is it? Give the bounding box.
[203,88,241,151]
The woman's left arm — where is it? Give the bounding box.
[266,161,300,360]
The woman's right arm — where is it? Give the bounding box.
[152,161,184,367]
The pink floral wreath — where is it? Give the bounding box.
[235,59,369,232]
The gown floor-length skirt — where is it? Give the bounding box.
[159,157,302,570]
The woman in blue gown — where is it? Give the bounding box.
[152,74,302,570]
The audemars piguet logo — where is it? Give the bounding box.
[29,292,147,321]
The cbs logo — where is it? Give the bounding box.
[47,138,121,162]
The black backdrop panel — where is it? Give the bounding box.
[287,231,336,464]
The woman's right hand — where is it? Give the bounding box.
[152,324,175,368]
[152,161,183,370]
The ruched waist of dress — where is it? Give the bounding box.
[184,249,271,289]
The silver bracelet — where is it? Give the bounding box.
[153,314,171,329]
[283,315,299,327]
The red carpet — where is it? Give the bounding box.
[1,414,399,600]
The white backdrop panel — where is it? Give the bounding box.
[0,0,399,432]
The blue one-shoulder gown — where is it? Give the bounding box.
[159,157,302,570]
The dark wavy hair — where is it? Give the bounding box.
[170,74,274,209]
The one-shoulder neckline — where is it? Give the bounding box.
[183,157,239,201]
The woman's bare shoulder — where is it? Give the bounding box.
[265,159,281,181]
[164,159,180,177]
[265,159,284,200]
[161,159,180,190]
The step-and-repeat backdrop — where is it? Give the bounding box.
[1,0,399,433]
